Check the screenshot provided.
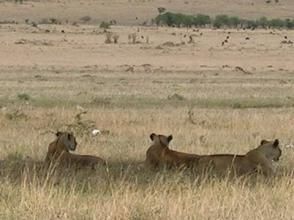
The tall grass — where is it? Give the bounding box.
[1,103,294,219]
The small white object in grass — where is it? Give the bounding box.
[76,105,85,111]
[285,143,294,149]
[1,107,7,112]
[92,129,101,136]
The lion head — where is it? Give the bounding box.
[149,133,173,147]
[258,139,282,161]
[55,131,77,152]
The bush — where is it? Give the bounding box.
[14,0,23,4]
[285,19,294,29]
[213,15,241,28]
[80,16,92,23]
[244,20,258,29]
[194,14,211,27]
[155,12,183,27]
[155,11,294,30]
[268,18,286,28]
[39,18,62,25]
[213,15,230,28]
[228,16,241,27]
[257,17,269,28]
[17,93,30,101]
[100,21,111,29]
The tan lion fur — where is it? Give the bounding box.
[145,133,200,170]
[197,139,282,176]
[45,131,106,169]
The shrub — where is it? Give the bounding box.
[156,12,211,27]
[155,11,294,29]
[181,15,194,27]
[49,18,61,25]
[155,12,179,26]
[213,15,230,28]
[213,15,242,28]
[39,18,61,25]
[228,16,241,27]
[194,14,211,27]
[100,21,111,29]
[269,18,286,28]
[17,93,30,101]
[245,20,258,29]
[5,109,28,121]
[285,19,294,29]
[65,111,97,137]
[110,20,117,25]
[80,16,92,23]
[256,17,268,28]
[14,0,23,4]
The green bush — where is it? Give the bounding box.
[285,19,294,29]
[257,17,269,28]
[80,16,92,23]
[14,0,24,4]
[268,18,286,28]
[100,21,111,29]
[194,14,211,27]
[228,16,241,27]
[213,15,230,28]
[245,20,258,29]
[155,12,210,27]
[155,11,294,29]
[17,93,30,101]
[214,15,243,28]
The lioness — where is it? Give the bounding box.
[45,131,106,169]
[145,133,200,169]
[197,139,282,176]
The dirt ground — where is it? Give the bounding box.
[1,0,294,25]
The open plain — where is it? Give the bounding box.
[0,0,294,219]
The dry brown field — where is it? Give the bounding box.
[0,1,294,219]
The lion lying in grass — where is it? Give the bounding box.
[197,139,282,177]
[145,133,200,169]
[145,133,282,176]
[45,131,106,169]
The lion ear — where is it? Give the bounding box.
[167,135,173,143]
[56,131,62,137]
[150,133,156,141]
[273,139,279,148]
[260,139,269,145]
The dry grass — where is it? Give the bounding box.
[1,68,294,219]
[1,23,294,219]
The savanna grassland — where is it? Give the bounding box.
[1,0,294,219]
